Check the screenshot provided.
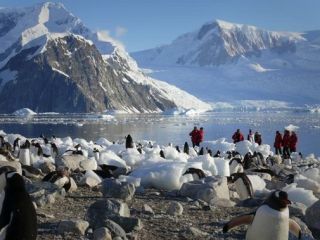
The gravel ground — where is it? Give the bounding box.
[36,187,252,240]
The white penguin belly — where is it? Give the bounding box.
[235,178,250,200]
[246,205,289,240]
[19,149,30,166]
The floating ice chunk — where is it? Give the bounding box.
[283,183,318,207]
[13,108,36,117]
[285,124,299,132]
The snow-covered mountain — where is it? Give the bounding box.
[0,2,211,113]
[132,20,320,108]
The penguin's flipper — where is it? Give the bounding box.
[223,214,254,233]
[289,219,302,239]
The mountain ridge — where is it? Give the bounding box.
[0,2,211,113]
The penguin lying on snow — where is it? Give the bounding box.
[0,168,37,240]
[227,173,254,200]
[183,168,206,180]
[42,167,71,192]
[223,190,302,240]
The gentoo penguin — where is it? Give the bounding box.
[42,167,71,192]
[243,152,256,169]
[0,169,37,240]
[99,164,128,178]
[50,143,59,160]
[0,148,15,162]
[227,173,253,200]
[125,134,134,149]
[175,146,181,153]
[213,150,220,157]
[93,148,100,161]
[160,150,165,159]
[229,157,244,174]
[12,137,21,157]
[207,149,213,157]
[223,190,302,240]
[183,142,189,155]
[0,136,4,148]
[19,140,31,166]
[183,168,206,179]
[198,147,204,155]
[22,165,44,179]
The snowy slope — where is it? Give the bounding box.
[0,2,211,113]
[132,19,320,108]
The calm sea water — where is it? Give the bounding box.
[0,111,319,156]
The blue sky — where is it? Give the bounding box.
[1,0,320,52]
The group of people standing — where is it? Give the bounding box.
[189,126,299,156]
[232,129,262,145]
[274,130,298,157]
[189,126,204,147]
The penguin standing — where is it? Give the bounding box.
[183,142,189,155]
[19,140,31,166]
[0,169,37,240]
[12,137,21,157]
[125,135,134,149]
[93,148,100,161]
[223,190,302,240]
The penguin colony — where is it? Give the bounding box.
[0,131,319,239]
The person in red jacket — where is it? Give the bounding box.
[282,130,291,157]
[198,127,204,145]
[274,131,283,155]
[189,127,199,147]
[289,131,298,152]
[232,129,244,144]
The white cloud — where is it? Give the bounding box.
[96,30,126,50]
[115,26,127,38]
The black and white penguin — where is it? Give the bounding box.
[50,142,59,160]
[93,148,100,161]
[213,150,220,157]
[175,146,181,153]
[223,190,302,240]
[183,142,189,155]
[183,167,206,180]
[160,150,165,159]
[125,134,134,149]
[198,147,204,155]
[98,164,128,178]
[42,167,71,192]
[12,137,21,157]
[227,173,253,200]
[0,169,37,240]
[229,157,244,174]
[22,165,44,179]
[19,140,31,166]
[0,148,15,162]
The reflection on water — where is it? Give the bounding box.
[0,111,319,156]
